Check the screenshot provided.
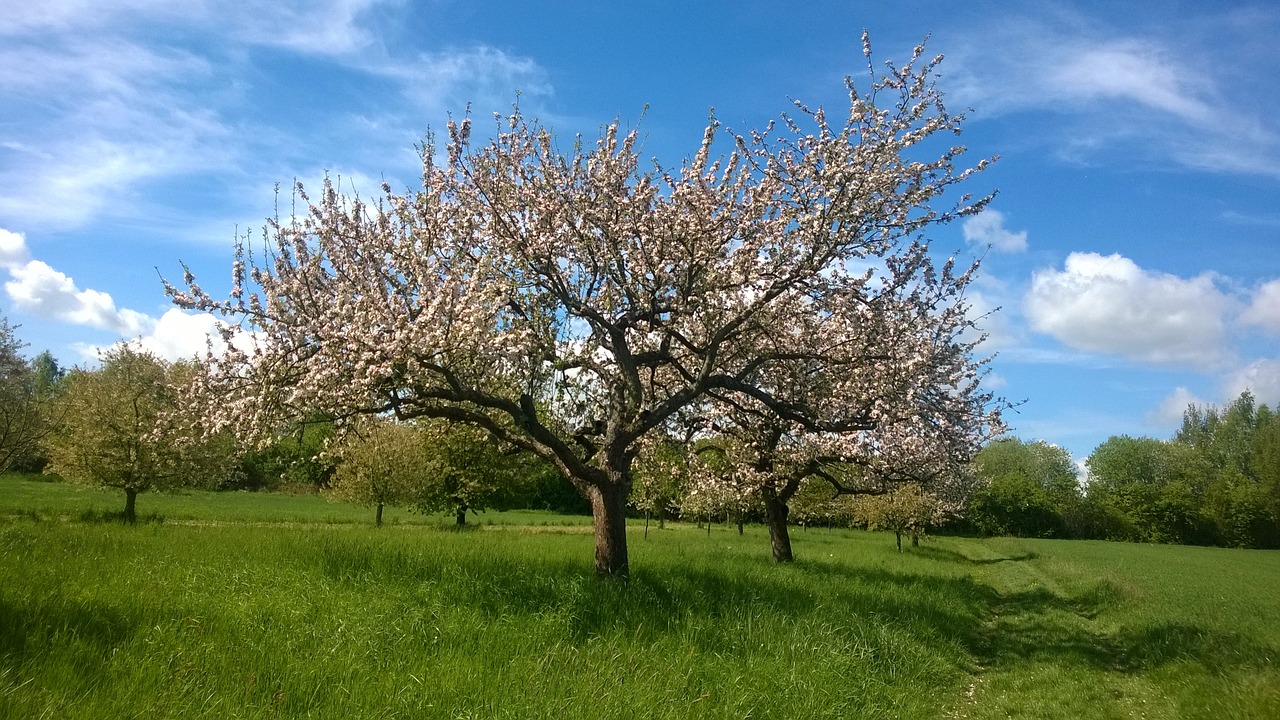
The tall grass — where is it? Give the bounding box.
[1,474,1278,718]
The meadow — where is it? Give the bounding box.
[2,474,1278,719]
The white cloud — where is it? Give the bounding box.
[130,309,237,361]
[392,47,554,113]
[0,228,29,269]
[1240,280,1280,334]
[0,3,551,234]
[1145,386,1204,427]
[1047,41,1215,125]
[1024,252,1232,369]
[4,260,154,337]
[0,0,390,57]
[946,16,1280,176]
[962,210,1028,253]
[1224,359,1280,407]
[1,233,240,360]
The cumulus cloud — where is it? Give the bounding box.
[0,226,242,362]
[1145,386,1205,427]
[1240,280,1280,334]
[1224,359,1280,407]
[962,210,1028,253]
[124,308,259,362]
[4,260,155,337]
[1024,252,1232,368]
[0,228,29,269]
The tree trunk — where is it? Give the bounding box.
[643,510,650,539]
[762,490,793,563]
[123,488,138,524]
[737,517,745,535]
[455,504,467,526]
[375,502,384,527]
[589,482,629,578]
[896,530,903,553]
[911,531,919,547]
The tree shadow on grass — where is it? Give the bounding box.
[299,535,1277,677]
[0,596,137,665]
[908,545,1038,565]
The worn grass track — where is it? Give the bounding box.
[1,475,1278,718]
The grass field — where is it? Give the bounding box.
[2,475,1278,718]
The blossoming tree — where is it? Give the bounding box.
[682,275,1002,563]
[169,36,1000,577]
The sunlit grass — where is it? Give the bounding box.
[1,474,1278,718]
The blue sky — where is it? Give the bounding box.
[1,0,1278,464]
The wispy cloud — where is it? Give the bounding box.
[944,10,1280,176]
[0,0,550,235]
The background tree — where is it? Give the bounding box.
[630,435,692,536]
[412,419,533,525]
[853,483,945,552]
[327,418,423,525]
[170,36,1000,576]
[44,347,233,522]
[238,417,335,491]
[0,317,56,472]
[967,438,1081,538]
[1086,435,1214,544]
[1172,392,1279,547]
[788,476,856,529]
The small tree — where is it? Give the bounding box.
[413,419,532,525]
[630,436,692,536]
[44,347,232,522]
[327,418,423,525]
[330,417,533,525]
[853,483,944,552]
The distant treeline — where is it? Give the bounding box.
[961,392,1280,549]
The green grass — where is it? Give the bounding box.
[1,475,1278,718]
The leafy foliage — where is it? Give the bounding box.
[970,393,1280,548]
[968,438,1080,538]
[852,483,945,551]
[0,317,56,472]
[43,346,235,521]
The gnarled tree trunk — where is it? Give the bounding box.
[762,489,793,563]
[123,488,138,524]
[589,481,630,577]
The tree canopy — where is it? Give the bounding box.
[44,346,234,522]
[0,317,52,472]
